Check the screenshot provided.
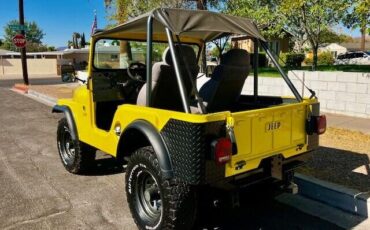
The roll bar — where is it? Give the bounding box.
[260,41,303,102]
[144,18,303,111]
[146,16,153,107]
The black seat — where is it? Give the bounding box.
[199,49,250,112]
[137,45,199,112]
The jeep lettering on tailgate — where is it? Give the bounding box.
[266,121,281,131]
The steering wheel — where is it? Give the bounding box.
[127,62,146,82]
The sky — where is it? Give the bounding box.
[0,1,361,48]
[0,0,108,48]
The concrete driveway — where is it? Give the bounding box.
[0,87,344,229]
[0,87,136,229]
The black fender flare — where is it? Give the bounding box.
[119,120,174,179]
[52,105,78,141]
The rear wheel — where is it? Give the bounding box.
[126,147,197,230]
[57,118,96,173]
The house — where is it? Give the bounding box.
[318,43,347,58]
[0,48,18,58]
[0,44,145,76]
[231,31,292,56]
[0,48,78,76]
[339,42,370,52]
[231,30,293,66]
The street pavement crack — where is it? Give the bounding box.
[2,210,68,230]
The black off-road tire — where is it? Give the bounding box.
[57,117,96,174]
[126,147,197,230]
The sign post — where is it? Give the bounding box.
[19,0,29,85]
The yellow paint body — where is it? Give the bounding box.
[57,36,318,178]
[57,83,317,178]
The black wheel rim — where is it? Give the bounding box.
[135,170,162,223]
[61,126,75,165]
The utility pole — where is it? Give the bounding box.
[19,0,29,85]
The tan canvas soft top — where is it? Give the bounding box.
[94,8,265,44]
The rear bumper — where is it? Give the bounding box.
[207,151,313,189]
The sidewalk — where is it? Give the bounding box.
[325,113,370,135]
[29,83,78,99]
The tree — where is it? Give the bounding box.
[103,0,220,68]
[80,33,86,48]
[67,40,73,49]
[209,41,231,58]
[319,29,353,44]
[104,0,222,19]
[72,32,81,49]
[47,46,56,51]
[2,20,45,51]
[343,0,369,51]
[225,0,286,39]
[26,42,48,52]
[280,0,350,70]
[0,38,3,47]
[211,36,231,59]
[104,0,190,23]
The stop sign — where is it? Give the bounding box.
[12,34,27,48]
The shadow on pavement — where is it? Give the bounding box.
[194,184,343,230]
[82,155,125,176]
[70,148,368,229]
[302,146,370,193]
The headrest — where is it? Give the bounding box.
[163,45,197,66]
[220,49,250,67]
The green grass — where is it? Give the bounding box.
[251,65,370,78]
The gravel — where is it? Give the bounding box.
[298,127,370,192]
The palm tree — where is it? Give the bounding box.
[72,32,81,49]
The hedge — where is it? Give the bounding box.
[304,51,334,65]
[279,53,305,67]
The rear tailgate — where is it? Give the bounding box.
[226,102,309,177]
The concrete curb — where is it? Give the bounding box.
[12,84,29,93]
[26,89,57,107]
[295,173,370,217]
[276,193,366,229]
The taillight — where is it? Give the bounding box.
[213,138,232,165]
[317,115,326,135]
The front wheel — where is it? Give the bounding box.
[126,147,197,230]
[57,118,96,174]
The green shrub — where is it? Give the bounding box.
[304,56,313,65]
[279,53,305,67]
[318,51,334,65]
[304,51,334,65]
[287,53,305,67]
[279,52,288,66]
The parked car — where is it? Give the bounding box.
[335,51,370,65]
[60,64,76,82]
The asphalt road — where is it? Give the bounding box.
[0,85,342,230]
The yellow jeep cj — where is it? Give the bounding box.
[53,8,326,229]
